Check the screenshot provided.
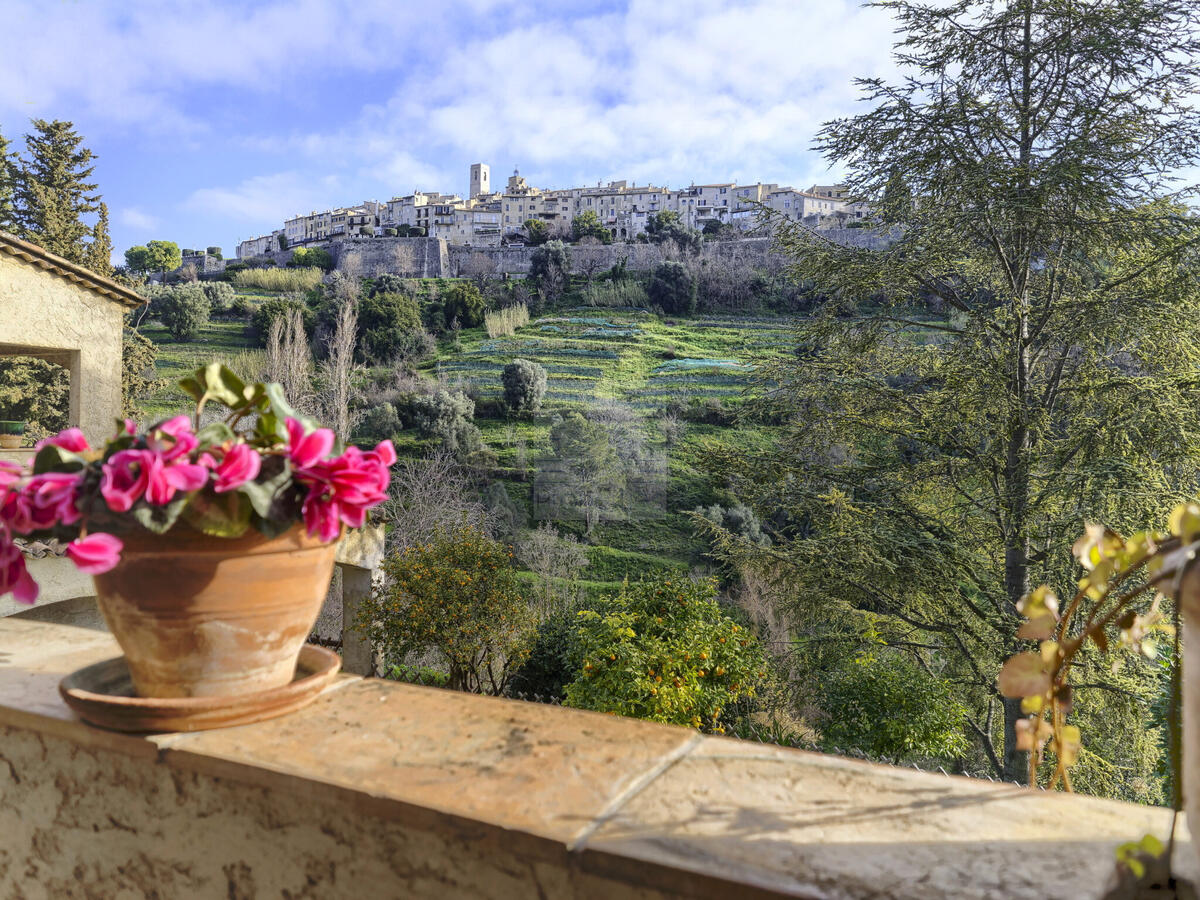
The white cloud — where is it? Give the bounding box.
[0,0,504,131]
[117,207,159,230]
[185,171,343,227]
[278,0,901,194]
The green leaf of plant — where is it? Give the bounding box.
[195,422,235,449]
[31,444,84,475]
[182,490,251,538]
[130,495,189,535]
[240,459,293,518]
[250,511,297,539]
[202,363,247,408]
[178,375,204,403]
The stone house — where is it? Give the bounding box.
[0,230,142,451]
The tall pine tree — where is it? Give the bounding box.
[15,119,100,265]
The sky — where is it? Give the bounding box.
[0,0,901,258]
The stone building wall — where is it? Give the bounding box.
[0,253,128,445]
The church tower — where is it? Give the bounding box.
[470,163,490,199]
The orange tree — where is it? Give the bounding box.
[564,576,766,731]
[355,524,535,694]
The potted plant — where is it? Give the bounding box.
[0,363,394,699]
[0,420,25,450]
[997,508,1200,881]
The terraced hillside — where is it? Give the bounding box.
[141,298,797,589]
[431,310,793,411]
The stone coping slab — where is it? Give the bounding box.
[0,618,1193,899]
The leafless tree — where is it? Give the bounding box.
[318,296,360,443]
[264,308,316,415]
[459,251,497,291]
[659,413,685,447]
[516,522,589,619]
[375,447,494,551]
[727,567,795,678]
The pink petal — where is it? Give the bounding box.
[66,533,123,575]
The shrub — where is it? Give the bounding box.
[818,650,970,764]
[648,261,697,315]
[384,227,398,237]
[288,247,334,271]
[199,281,235,311]
[233,266,324,293]
[252,295,314,344]
[355,291,423,362]
[530,241,571,305]
[484,302,530,338]
[355,402,401,443]
[393,329,436,366]
[502,358,547,413]
[360,225,375,236]
[411,390,482,456]
[564,577,767,731]
[694,503,769,547]
[439,281,488,330]
[206,246,223,259]
[159,286,210,341]
[277,234,289,250]
[508,609,584,702]
[355,525,536,693]
[229,296,253,317]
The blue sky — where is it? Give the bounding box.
[0,0,900,258]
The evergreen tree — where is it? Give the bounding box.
[703,0,1200,792]
[84,202,113,277]
[0,126,16,233]
[15,119,100,263]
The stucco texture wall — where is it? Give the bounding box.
[0,253,125,445]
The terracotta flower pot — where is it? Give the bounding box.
[92,524,338,699]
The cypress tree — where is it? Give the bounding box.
[15,119,100,263]
[0,127,16,233]
[84,201,113,277]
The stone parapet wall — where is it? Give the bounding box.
[0,618,1191,899]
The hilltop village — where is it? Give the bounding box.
[234,164,872,258]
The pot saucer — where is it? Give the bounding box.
[59,644,341,733]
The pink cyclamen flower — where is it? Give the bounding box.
[213,443,261,493]
[295,439,395,542]
[65,533,123,575]
[143,454,208,506]
[152,415,198,462]
[100,449,151,512]
[0,526,37,603]
[3,473,82,533]
[0,461,22,490]
[35,427,89,454]
[286,418,334,469]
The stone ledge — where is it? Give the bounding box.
[0,618,1192,899]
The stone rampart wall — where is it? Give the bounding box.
[316,228,895,280]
